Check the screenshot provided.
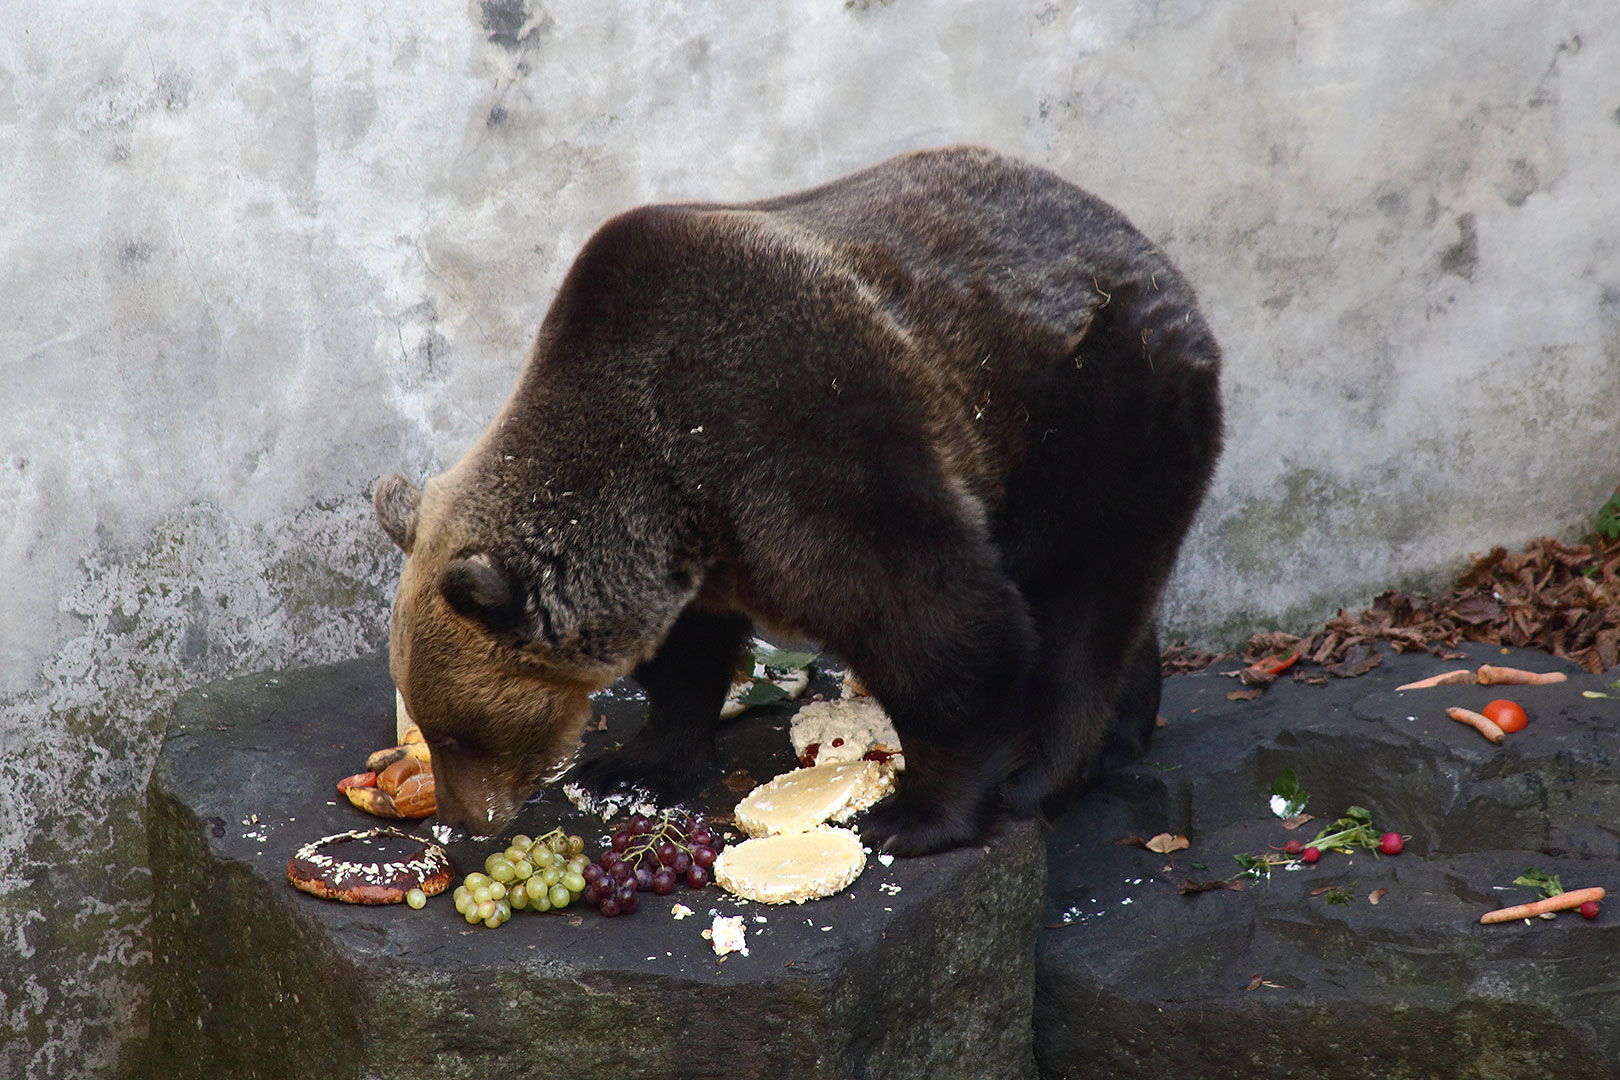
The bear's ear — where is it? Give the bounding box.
[374,474,421,553]
[438,553,531,635]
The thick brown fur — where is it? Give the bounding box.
[375,146,1223,852]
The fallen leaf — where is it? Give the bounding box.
[1245,974,1264,992]
[1154,714,1169,728]
[1369,888,1388,905]
[1450,595,1502,625]
[1325,641,1382,678]
[1226,688,1264,702]
[1145,833,1190,855]
[1179,878,1244,895]
[1115,835,1148,848]
[1281,813,1315,831]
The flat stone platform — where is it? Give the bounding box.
[144,642,1620,1079]
[144,655,1042,1080]
[1039,643,1620,1080]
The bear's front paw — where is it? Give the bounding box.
[859,794,989,857]
[571,740,714,805]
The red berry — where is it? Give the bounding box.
[1283,840,1303,857]
[1380,832,1404,856]
[1580,900,1600,920]
[1301,847,1321,864]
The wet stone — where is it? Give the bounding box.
[143,653,1043,1080]
[1037,643,1620,1079]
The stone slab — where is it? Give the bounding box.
[144,653,1042,1080]
[1037,644,1620,1079]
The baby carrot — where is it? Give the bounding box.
[1477,664,1567,686]
[1446,707,1505,745]
[1396,670,1475,691]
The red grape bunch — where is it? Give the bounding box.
[583,811,724,917]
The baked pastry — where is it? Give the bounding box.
[286,827,452,904]
[712,826,867,904]
[733,760,893,839]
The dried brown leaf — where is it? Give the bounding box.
[1451,595,1502,625]
[1226,688,1264,702]
[1325,641,1382,678]
[1145,833,1190,855]
[1369,888,1388,905]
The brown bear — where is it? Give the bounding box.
[374,146,1222,854]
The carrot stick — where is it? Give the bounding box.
[1396,670,1476,691]
[1480,886,1605,924]
[1477,664,1567,686]
[1446,707,1505,745]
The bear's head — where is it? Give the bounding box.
[373,472,608,836]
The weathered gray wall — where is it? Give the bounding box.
[1,1,1616,1074]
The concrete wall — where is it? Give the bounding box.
[2,1,1615,1074]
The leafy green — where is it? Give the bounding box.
[1513,868,1564,899]
[1268,769,1309,819]
[1232,852,1275,880]
[735,681,792,707]
[1596,490,1620,540]
[1306,806,1380,856]
[1322,887,1352,906]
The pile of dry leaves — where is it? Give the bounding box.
[1165,532,1620,684]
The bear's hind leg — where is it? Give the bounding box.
[835,561,1038,855]
[572,608,753,802]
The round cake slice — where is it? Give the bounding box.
[287,826,452,905]
[733,760,894,838]
[713,826,867,904]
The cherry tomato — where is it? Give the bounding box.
[1480,699,1528,733]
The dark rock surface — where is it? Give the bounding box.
[144,641,1620,1079]
[144,653,1043,1080]
[1038,643,1620,1079]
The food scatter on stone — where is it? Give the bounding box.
[704,913,749,957]
[287,827,452,905]
[337,712,437,820]
[582,812,723,918]
[452,826,590,927]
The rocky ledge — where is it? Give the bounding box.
[144,642,1620,1079]
[144,655,1043,1080]
[1039,643,1620,1080]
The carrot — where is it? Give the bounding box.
[1396,670,1476,691]
[1480,886,1605,924]
[1446,707,1505,745]
[1477,664,1567,686]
